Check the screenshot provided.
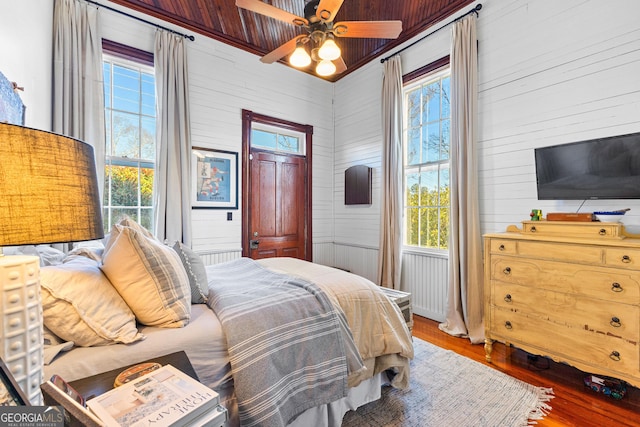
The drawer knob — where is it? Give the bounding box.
[609,351,621,362]
[599,229,607,235]
[504,294,512,303]
[621,255,631,264]
[610,317,621,327]
[498,244,505,251]
[503,267,511,275]
[504,321,513,330]
[530,226,537,233]
[611,282,623,292]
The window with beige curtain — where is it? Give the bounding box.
[403,65,451,251]
[102,53,157,234]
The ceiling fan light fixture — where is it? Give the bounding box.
[318,36,341,61]
[289,43,311,67]
[316,59,336,76]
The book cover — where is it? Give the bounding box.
[86,365,219,427]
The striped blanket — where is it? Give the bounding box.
[206,258,364,427]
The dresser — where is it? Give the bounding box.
[483,221,640,388]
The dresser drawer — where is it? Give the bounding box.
[516,240,603,265]
[491,281,639,340]
[490,308,639,377]
[490,256,640,303]
[489,239,517,254]
[521,221,622,239]
[604,248,640,270]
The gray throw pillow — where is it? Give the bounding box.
[172,241,209,304]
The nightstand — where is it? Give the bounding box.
[68,351,197,400]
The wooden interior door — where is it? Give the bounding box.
[241,109,313,261]
[248,150,306,259]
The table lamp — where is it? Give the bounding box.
[0,122,104,405]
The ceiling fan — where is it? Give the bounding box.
[236,0,402,77]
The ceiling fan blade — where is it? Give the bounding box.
[236,0,308,26]
[316,0,344,22]
[333,56,347,74]
[260,36,303,64]
[333,21,402,39]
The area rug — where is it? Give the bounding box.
[342,338,554,427]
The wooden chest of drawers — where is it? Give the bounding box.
[484,221,640,388]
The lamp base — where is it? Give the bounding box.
[0,255,43,405]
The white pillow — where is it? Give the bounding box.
[40,256,144,347]
[100,224,191,328]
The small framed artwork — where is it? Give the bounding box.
[191,147,238,209]
[0,358,29,406]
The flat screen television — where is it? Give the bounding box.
[535,131,640,200]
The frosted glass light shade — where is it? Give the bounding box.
[0,123,104,246]
[316,59,337,76]
[289,45,311,67]
[318,38,341,61]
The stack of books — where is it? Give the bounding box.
[43,364,227,427]
[86,365,225,427]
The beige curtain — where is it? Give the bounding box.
[438,14,484,344]
[377,56,403,289]
[52,0,105,194]
[154,30,192,246]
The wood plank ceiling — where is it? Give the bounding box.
[108,0,475,81]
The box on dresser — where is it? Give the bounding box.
[483,221,640,389]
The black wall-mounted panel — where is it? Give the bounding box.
[345,165,372,205]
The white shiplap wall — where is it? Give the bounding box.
[333,0,640,320]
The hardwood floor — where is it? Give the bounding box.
[411,315,640,427]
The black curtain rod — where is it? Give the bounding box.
[84,0,195,41]
[381,3,482,64]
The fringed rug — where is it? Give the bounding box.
[342,337,554,427]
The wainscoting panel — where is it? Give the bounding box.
[312,241,335,267]
[197,250,242,265]
[333,243,379,283]
[401,251,448,322]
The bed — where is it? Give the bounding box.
[39,219,413,427]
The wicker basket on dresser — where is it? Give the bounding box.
[483,221,640,388]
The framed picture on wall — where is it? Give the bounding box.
[0,358,29,406]
[191,147,238,209]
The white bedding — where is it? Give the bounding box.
[43,258,411,426]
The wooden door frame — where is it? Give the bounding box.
[241,109,313,260]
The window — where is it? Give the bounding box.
[251,123,306,155]
[102,53,156,234]
[403,66,451,250]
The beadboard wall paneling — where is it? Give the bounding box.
[401,251,448,321]
[97,3,336,253]
[333,242,379,283]
[312,241,335,267]
[196,249,242,266]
